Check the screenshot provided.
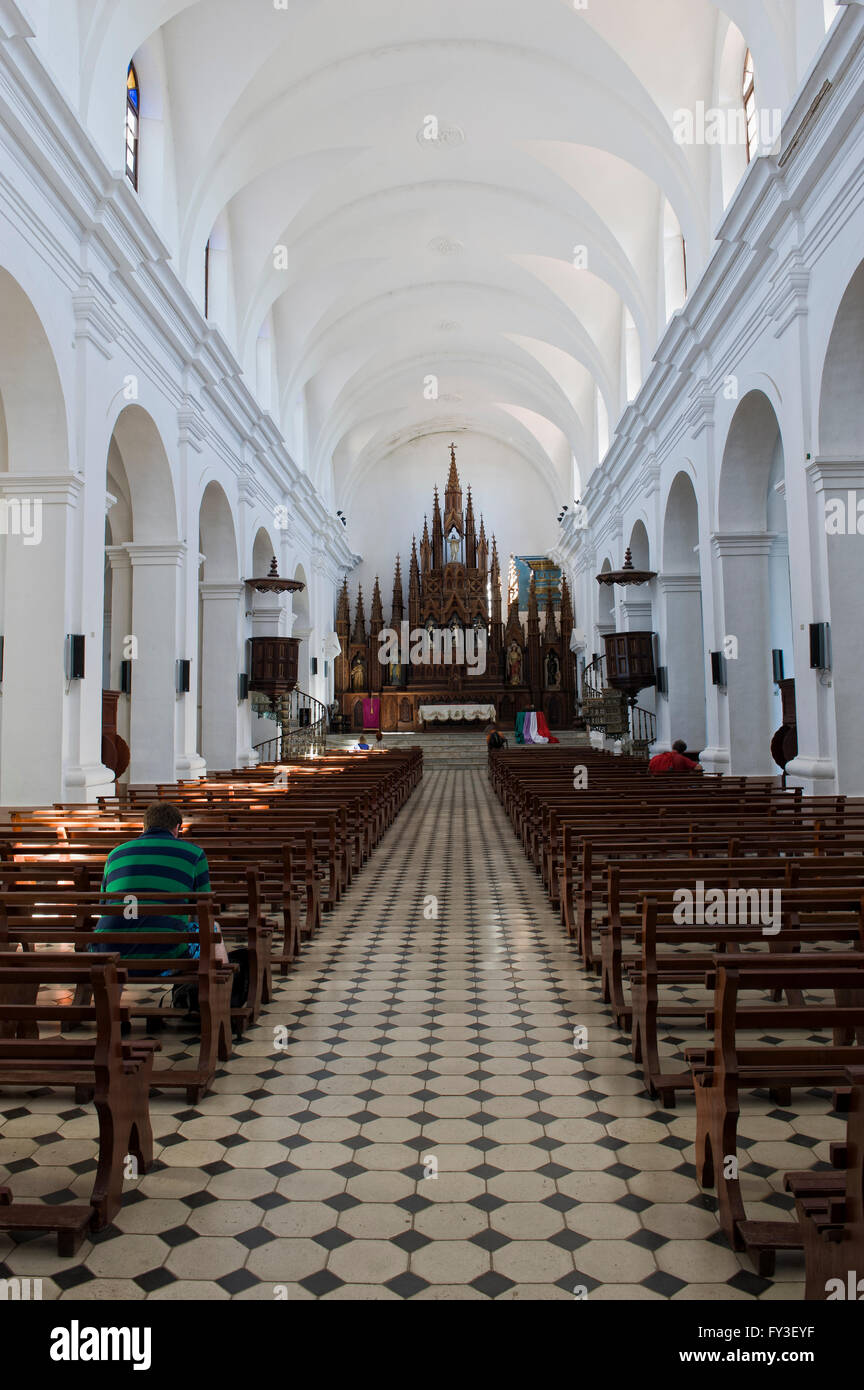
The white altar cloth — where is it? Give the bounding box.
[419,703,496,723]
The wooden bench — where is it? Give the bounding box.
[0,891,232,1103]
[0,953,156,1254]
[687,957,864,1272]
[785,1064,864,1299]
[628,891,864,1103]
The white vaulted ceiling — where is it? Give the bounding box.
[38,1,838,505]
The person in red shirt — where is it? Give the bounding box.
[648,739,700,774]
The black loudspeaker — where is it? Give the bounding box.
[65,635,85,680]
[324,661,329,678]
[238,674,249,701]
[710,651,727,688]
[809,622,831,671]
[656,666,668,696]
[0,635,4,683]
[311,658,318,676]
[176,659,191,694]
[772,649,785,683]
[120,659,132,694]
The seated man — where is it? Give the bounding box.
[648,739,700,775]
[486,722,508,750]
[94,801,228,964]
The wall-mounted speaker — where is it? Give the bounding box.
[311,657,318,676]
[238,673,249,701]
[772,649,785,684]
[324,661,329,678]
[809,622,831,671]
[0,635,4,684]
[656,666,668,697]
[176,659,191,694]
[120,659,132,694]
[65,634,85,680]
[710,651,727,688]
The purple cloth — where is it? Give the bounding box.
[363,697,380,729]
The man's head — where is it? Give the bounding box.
[672,740,688,754]
[144,802,184,837]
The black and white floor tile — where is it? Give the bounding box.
[1,768,838,1299]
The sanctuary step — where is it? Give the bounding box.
[328,729,589,768]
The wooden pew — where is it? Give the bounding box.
[687,957,864,1273]
[0,891,231,1103]
[785,1064,864,1299]
[0,953,155,1254]
[628,891,864,1103]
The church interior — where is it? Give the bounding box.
[0,0,863,1342]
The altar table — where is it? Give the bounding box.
[418,703,496,726]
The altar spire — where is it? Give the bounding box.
[444,444,463,536]
[465,486,477,568]
[351,585,367,644]
[431,487,443,569]
[391,554,404,625]
[409,537,421,628]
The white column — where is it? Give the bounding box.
[125,542,183,785]
[0,475,94,805]
[786,458,864,793]
[105,546,132,749]
[658,574,705,753]
[712,533,776,776]
[200,581,244,773]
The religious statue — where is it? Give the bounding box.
[350,654,366,690]
[507,641,523,686]
[447,527,460,563]
[389,660,403,688]
[545,649,560,690]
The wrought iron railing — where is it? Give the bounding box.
[252,688,329,763]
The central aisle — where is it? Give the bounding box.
[239,767,793,1301]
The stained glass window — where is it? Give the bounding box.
[742,49,757,163]
[126,62,140,189]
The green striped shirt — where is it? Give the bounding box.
[96,830,211,959]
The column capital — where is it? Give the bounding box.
[658,572,701,593]
[711,531,776,558]
[200,581,245,601]
[124,542,186,567]
[806,456,864,492]
[105,544,132,572]
[0,473,84,505]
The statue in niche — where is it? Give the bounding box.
[448,527,460,563]
[507,642,523,686]
[545,649,560,690]
[389,660,403,688]
[350,654,366,690]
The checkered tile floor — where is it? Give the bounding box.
[1,768,833,1299]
